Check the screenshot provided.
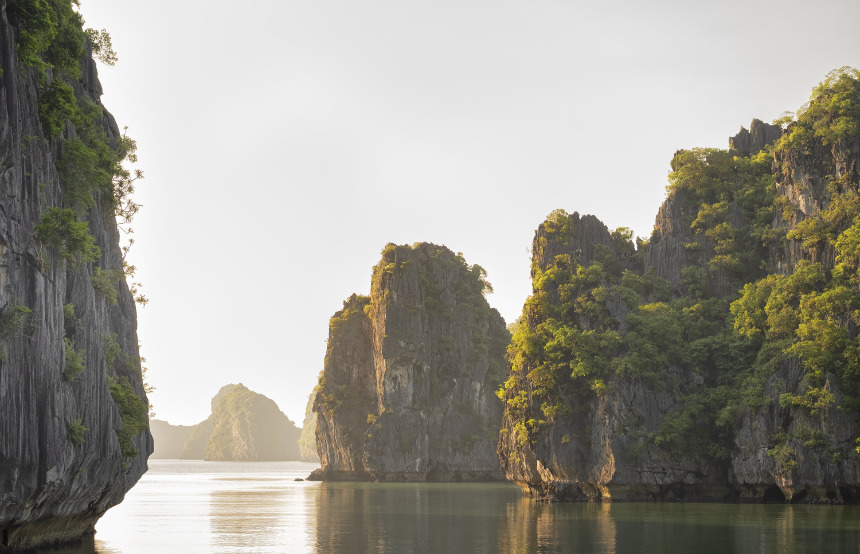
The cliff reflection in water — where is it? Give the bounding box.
[90,461,860,553]
[313,482,521,552]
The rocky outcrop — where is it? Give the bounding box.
[499,78,860,504]
[729,119,782,158]
[310,243,509,482]
[646,120,782,297]
[149,384,302,461]
[728,94,860,502]
[499,213,729,502]
[298,392,319,462]
[0,3,151,549]
[730,359,860,502]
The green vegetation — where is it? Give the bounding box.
[91,267,124,305]
[63,302,80,337]
[501,68,860,465]
[108,376,148,461]
[9,0,145,306]
[67,418,87,446]
[328,294,370,335]
[777,67,860,151]
[63,337,85,381]
[103,333,138,376]
[85,28,117,66]
[6,0,87,79]
[34,207,100,266]
[0,302,32,361]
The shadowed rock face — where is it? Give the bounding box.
[0,7,151,549]
[310,243,509,482]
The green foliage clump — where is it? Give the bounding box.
[328,294,370,335]
[727,69,860,414]
[0,302,32,361]
[91,267,124,305]
[38,78,76,137]
[6,0,87,79]
[778,67,860,151]
[103,333,138,376]
[63,337,85,380]
[108,376,148,460]
[669,147,777,283]
[67,418,87,446]
[0,302,31,339]
[58,137,112,210]
[63,302,80,337]
[34,207,100,266]
[85,28,117,66]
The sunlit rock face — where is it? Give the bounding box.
[0,11,151,550]
[310,243,509,482]
[729,117,860,503]
[498,212,729,502]
[298,392,319,462]
[499,110,860,503]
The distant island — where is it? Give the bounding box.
[150,384,302,461]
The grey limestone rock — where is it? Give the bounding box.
[310,243,509,482]
[0,9,152,549]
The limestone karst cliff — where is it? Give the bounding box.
[310,243,509,481]
[298,392,319,462]
[149,384,302,461]
[0,1,152,548]
[498,68,860,503]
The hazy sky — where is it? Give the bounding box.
[77,0,860,426]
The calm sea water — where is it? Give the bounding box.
[38,459,860,553]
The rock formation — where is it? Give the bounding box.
[149,384,302,461]
[310,243,509,481]
[149,419,194,459]
[0,2,152,548]
[499,69,860,503]
[298,392,320,462]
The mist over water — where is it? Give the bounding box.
[76,461,860,553]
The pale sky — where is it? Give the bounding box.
[77,0,860,426]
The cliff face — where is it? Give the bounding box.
[311,243,509,481]
[0,2,151,549]
[499,70,860,504]
[499,212,729,501]
[298,392,319,462]
[149,384,302,461]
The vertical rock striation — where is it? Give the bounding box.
[0,2,151,548]
[311,243,509,481]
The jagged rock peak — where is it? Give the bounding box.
[729,119,782,157]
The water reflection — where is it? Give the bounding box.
[74,462,860,553]
[313,482,521,553]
